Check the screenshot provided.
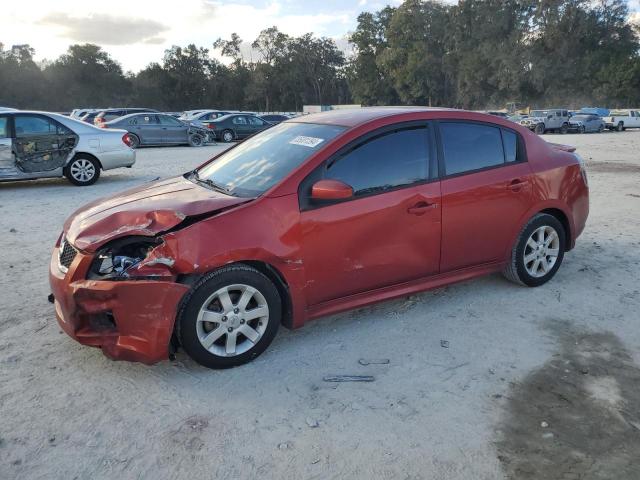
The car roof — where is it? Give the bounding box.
[291,107,460,127]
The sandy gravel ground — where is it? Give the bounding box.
[1,132,639,479]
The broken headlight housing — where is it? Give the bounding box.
[89,236,162,280]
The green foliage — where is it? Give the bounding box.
[349,0,640,109]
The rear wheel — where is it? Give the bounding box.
[127,133,140,149]
[503,213,566,287]
[221,129,235,143]
[560,123,569,134]
[64,155,100,186]
[177,264,281,369]
[598,124,604,133]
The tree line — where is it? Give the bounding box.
[1,0,639,112]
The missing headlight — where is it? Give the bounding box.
[89,236,162,280]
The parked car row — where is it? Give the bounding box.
[512,106,640,135]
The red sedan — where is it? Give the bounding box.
[49,108,589,369]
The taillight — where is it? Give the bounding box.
[122,133,133,147]
[207,124,216,129]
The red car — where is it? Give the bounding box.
[49,108,589,369]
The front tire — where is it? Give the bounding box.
[188,133,204,147]
[177,264,281,369]
[617,122,624,132]
[503,213,566,287]
[64,155,100,186]
[534,123,545,135]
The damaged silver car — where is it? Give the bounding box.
[0,111,135,186]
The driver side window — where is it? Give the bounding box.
[324,126,430,197]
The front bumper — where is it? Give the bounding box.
[49,243,189,364]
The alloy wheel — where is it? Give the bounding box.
[70,159,96,183]
[523,226,560,278]
[196,284,269,357]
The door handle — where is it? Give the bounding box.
[407,201,438,215]
[508,179,529,192]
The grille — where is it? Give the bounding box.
[59,238,77,271]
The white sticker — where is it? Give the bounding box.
[289,135,325,148]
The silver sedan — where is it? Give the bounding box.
[0,111,135,186]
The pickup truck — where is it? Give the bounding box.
[603,110,640,131]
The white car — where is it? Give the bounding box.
[0,111,135,186]
[603,110,640,131]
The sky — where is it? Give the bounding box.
[1,0,639,72]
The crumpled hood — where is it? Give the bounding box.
[64,176,250,252]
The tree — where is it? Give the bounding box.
[44,44,129,110]
[377,0,452,106]
[348,7,398,105]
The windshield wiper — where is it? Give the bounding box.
[191,171,235,196]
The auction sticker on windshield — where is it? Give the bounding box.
[289,136,325,148]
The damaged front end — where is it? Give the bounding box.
[50,175,254,364]
[88,236,167,280]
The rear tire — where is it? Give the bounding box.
[221,129,235,143]
[64,155,100,186]
[127,133,140,149]
[560,123,568,134]
[503,213,566,287]
[177,264,281,369]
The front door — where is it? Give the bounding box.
[438,121,533,272]
[13,114,77,173]
[159,115,188,144]
[299,123,441,306]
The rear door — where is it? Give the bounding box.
[159,115,188,144]
[438,121,533,272]
[13,114,78,173]
[299,123,441,305]
[231,116,251,137]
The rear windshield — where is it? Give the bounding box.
[195,122,345,197]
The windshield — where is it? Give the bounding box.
[530,110,548,117]
[195,122,346,197]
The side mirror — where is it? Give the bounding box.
[311,179,353,201]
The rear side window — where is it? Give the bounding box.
[440,122,521,175]
[502,130,517,163]
[233,116,247,125]
[325,127,430,196]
